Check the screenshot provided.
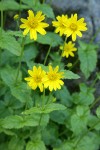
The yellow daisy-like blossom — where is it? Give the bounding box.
[52,15,68,36]
[24,66,46,92]
[20,10,49,40]
[60,41,77,58]
[43,66,64,91]
[64,14,87,41]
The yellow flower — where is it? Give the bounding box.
[20,10,49,40]
[52,15,68,36]
[43,66,64,91]
[25,66,46,92]
[64,14,87,41]
[14,14,19,20]
[60,41,77,58]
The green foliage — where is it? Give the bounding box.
[8,137,25,150]
[23,103,66,115]
[37,32,63,47]
[63,70,80,79]
[0,0,28,10]
[0,65,22,86]
[0,29,21,56]
[78,40,98,79]
[72,83,95,105]
[0,0,100,150]
[26,140,46,150]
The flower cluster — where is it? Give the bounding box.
[20,10,87,59]
[52,13,87,59]
[25,66,64,92]
[52,13,87,41]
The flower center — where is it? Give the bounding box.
[70,23,77,31]
[35,76,42,83]
[49,74,57,81]
[29,20,38,28]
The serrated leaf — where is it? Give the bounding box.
[0,28,21,56]
[37,32,63,47]
[78,41,98,79]
[8,137,25,150]
[2,113,49,129]
[71,114,88,135]
[26,140,46,150]
[23,103,66,115]
[0,65,22,87]
[72,83,95,105]
[11,82,32,104]
[63,70,80,79]
[76,132,100,150]
[2,115,24,129]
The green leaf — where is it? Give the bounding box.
[26,140,46,150]
[78,41,98,79]
[0,65,22,87]
[62,70,80,79]
[76,132,100,150]
[22,0,40,7]
[37,32,63,47]
[23,103,66,115]
[96,106,100,118]
[2,115,24,129]
[2,113,49,129]
[22,43,38,62]
[72,83,95,105]
[53,141,74,150]
[55,86,72,107]
[34,3,55,19]
[0,143,8,150]
[0,0,27,10]
[11,82,32,104]
[88,115,100,130]
[42,124,59,146]
[42,103,66,113]
[70,105,89,135]
[50,109,71,124]
[0,29,21,56]
[7,30,24,37]
[8,137,25,150]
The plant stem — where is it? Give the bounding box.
[15,38,24,84]
[69,59,79,70]
[19,0,22,18]
[90,75,98,88]
[1,9,3,29]
[90,96,100,110]
[0,8,3,66]
[44,44,52,65]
